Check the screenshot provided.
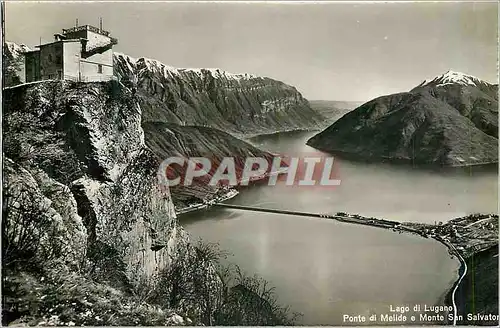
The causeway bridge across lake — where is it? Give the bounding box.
[213,203,400,230]
[214,203,342,219]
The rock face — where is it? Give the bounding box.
[114,52,325,134]
[3,80,186,288]
[307,71,498,166]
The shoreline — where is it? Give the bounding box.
[242,128,321,141]
[175,168,287,215]
[175,189,240,215]
[304,144,499,169]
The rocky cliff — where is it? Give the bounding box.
[3,80,186,286]
[114,53,325,134]
[4,42,324,134]
[2,80,210,325]
[309,100,364,125]
[307,71,498,166]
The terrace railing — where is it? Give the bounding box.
[63,74,118,82]
[62,25,111,37]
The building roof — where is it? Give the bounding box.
[62,25,112,37]
[35,39,85,49]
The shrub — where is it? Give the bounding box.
[214,265,300,326]
[155,240,300,326]
[2,187,57,269]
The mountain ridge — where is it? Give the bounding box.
[113,51,325,134]
[307,71,498,167]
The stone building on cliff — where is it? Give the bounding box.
[24,21,118,83]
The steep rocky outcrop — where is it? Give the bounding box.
[3,80,186,286]
[307,71,498,166]
[2,80,206,325]
[454,245,498,325]
[114,53,325,134]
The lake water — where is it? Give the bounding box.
[180,131,498,325]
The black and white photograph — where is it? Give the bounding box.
[1,0,498,326]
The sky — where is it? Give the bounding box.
[4,1,498,101]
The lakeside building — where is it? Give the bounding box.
[24,20,118,83]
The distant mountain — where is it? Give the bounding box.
[114,52,325,135]
[1,43,316,326]
[307,71,498,166]
[309,100,364,125]
[3,41,30,86]
[413,70,493,89]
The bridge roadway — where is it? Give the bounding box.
[213,203,397,229]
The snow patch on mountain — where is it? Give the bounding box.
[418,70,490,88]
[139,57,180,75]
[6,41,31,56]
[114,52,258,82]
[180,67,258,81]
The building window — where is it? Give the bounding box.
[97,64,103,74]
